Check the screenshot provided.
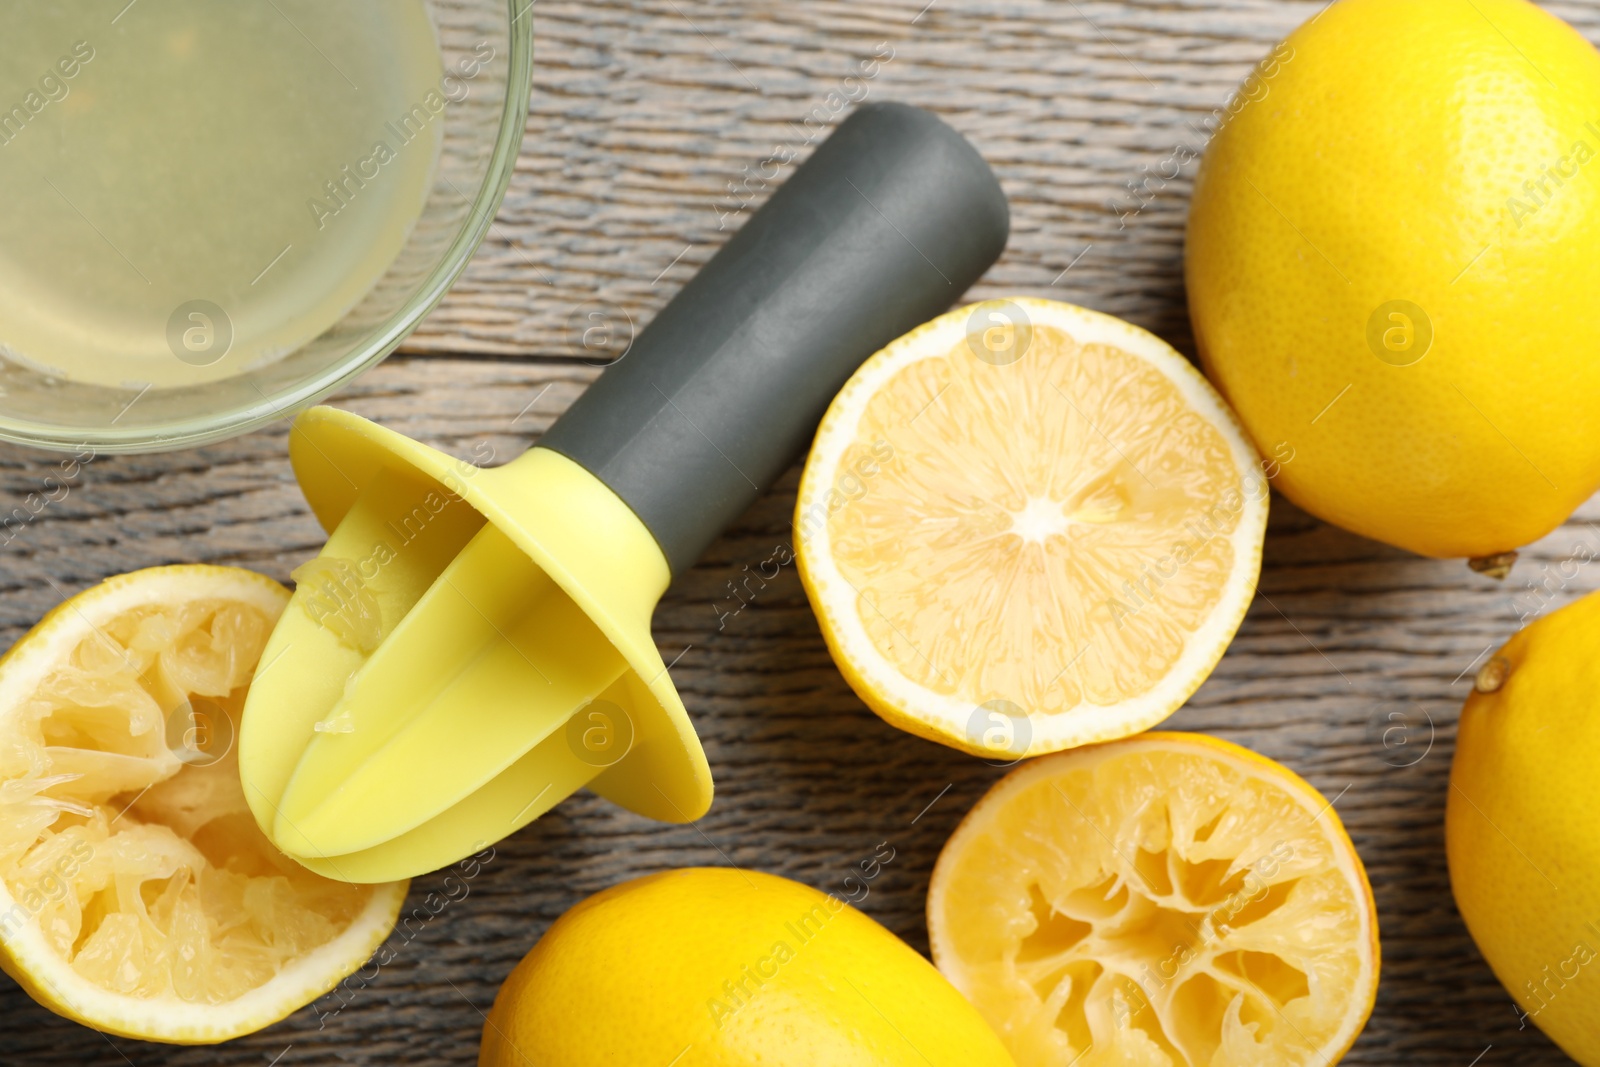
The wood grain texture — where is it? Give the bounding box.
[409,0,1600,361]
[6,1,1600,1064]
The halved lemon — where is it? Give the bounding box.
[796,299,1267,757]
[0,565,406,1043]
[928,732,1378,1066]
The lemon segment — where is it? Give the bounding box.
[796,299,1267,757]
[928,733,1379,1067]
[0,566,406,1043]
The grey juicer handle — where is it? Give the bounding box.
[537,101,1010,577]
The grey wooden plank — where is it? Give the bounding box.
[409,0,1600,367]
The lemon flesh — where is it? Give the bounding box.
[0,566,405,1043]
[797,299,1266,758]
[1188,0,1600,558]
[928,733,1379,1067]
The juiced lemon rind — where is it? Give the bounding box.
[0,566,407,1043]
[928,732,1378,1066]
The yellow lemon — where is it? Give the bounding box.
[0,566,406,1043]
[1448,589,1600,1063]
[478,867,1015,1066]
[929,732,1379,1066]
[1187,0,1600,560]
[795,298,1266,759]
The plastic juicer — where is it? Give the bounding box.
[238,103,1011,882]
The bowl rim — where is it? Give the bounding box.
[0,0,537,455]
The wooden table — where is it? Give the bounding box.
[4,1,1595,1063]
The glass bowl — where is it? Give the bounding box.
[0,0,533,453]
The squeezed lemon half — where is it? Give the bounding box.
[796,299,1267,757]
[928,732,1378,1066]
[0,565,405,1043]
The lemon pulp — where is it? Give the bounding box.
[832,324,1242,711]
[929,735,1377,1066]
[0,580,375,1008]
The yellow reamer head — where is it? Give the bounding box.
[239,408,712,882]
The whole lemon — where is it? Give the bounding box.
[1448,588,1600,1063]
[1187,0,1600,559]
[478,867,1015,1067]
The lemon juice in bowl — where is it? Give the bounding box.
[0,1,446,390]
